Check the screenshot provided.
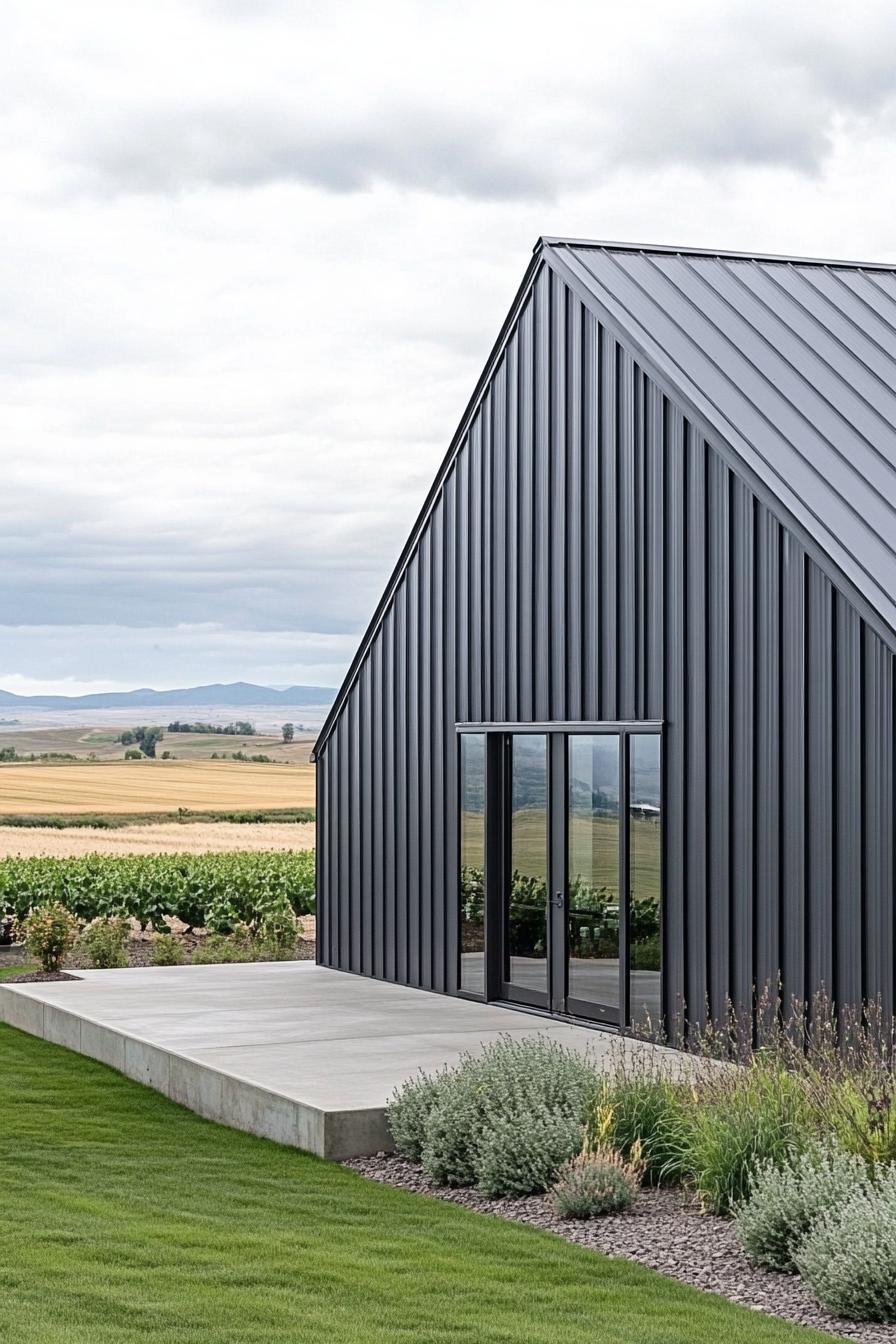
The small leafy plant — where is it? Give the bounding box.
[80,916,128,970]
[255,910,298,961]
[192,931,255,965]
[551,1149,641,1219]
[19,902,79,972]
[151,933,185,967]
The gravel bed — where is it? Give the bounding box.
[346,1154,896,1343]
[5,970,82,983]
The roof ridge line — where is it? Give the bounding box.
[539,236,896,273]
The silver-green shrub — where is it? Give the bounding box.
[735,1140,866,1271]
[473,1105,584,1198]
[386,1069,446,1165]
[794,1164,896,1321]
[388,1036,599,1196]
[551,1150,640,1219]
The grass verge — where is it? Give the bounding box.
[0,963,37,981]
[0,1024,829,1344]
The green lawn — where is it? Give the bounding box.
[0,1025,827,1344]
[0,964,36,982]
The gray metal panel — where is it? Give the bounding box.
[314,244,896,1029]
[552,241,896,644]
[730,478,754,1012]
[707,450,731,1022]
[754,508,781,1000]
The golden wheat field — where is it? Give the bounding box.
[0,820,316,858]
[0,759,315,815]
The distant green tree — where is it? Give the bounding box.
[118,730,135,746]
[134,726,164,759]
[281,722,295,743]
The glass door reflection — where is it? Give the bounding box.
[628,734,662,1029]
[567,735,621,1021]
[504,733,549,1004]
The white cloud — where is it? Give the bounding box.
[2,0,896,693]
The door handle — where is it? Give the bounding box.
[552,891,565,909]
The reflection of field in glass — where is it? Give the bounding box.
[460,810,660,903]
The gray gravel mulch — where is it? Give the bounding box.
[4,970,82,983]
[345,1154,896,1344]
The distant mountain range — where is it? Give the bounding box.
[0,681,337,710]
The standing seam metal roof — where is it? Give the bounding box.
[314,237,896,757]
[544,239,896,643]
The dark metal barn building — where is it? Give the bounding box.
[313,237,896,1033]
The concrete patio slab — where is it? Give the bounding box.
[0,962,648,1159]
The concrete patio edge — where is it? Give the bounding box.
[0,980,387,1159]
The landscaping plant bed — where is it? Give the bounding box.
[62,933,315,970]
[6,970,82,983]
[346,1154,896,1344]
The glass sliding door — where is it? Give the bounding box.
[628,734,662,1029]
[504,733,549,1004]
[567,734,621,1022]
[459,733,485,995]
[458,722,661,1026]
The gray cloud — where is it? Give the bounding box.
[81,107,553,201]
[4,0,896,693]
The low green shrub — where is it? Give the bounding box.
[551,1149,641,1219]
[255,910,299,961]
[80,916,128,969]
[794,1164,896,1322]
[472,1104,585,1198]
[151,933,184,967]
[19,902,79,972]
[735,1140,867,1272]
[192,932,255,965]
[389,1036,599,1197]
[387,1070,446,1164]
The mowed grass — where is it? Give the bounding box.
[0,1026,825,1344]
[0,759,315,815]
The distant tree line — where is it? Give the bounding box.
[166,721,256,736]
[0,747,83,763]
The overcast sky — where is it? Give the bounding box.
[4,0,896,695]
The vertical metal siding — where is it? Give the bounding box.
[315,260,896,1027]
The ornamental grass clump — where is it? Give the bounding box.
[19,902,78,972]
[794,1163,896,1322]
[80,916,128,969]
[735,1140,867,1272]
[683,1059,813,1214]
[388,1036,600,1197]
[590,1050,692,1186]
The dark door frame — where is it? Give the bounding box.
[457,720,663,1028]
